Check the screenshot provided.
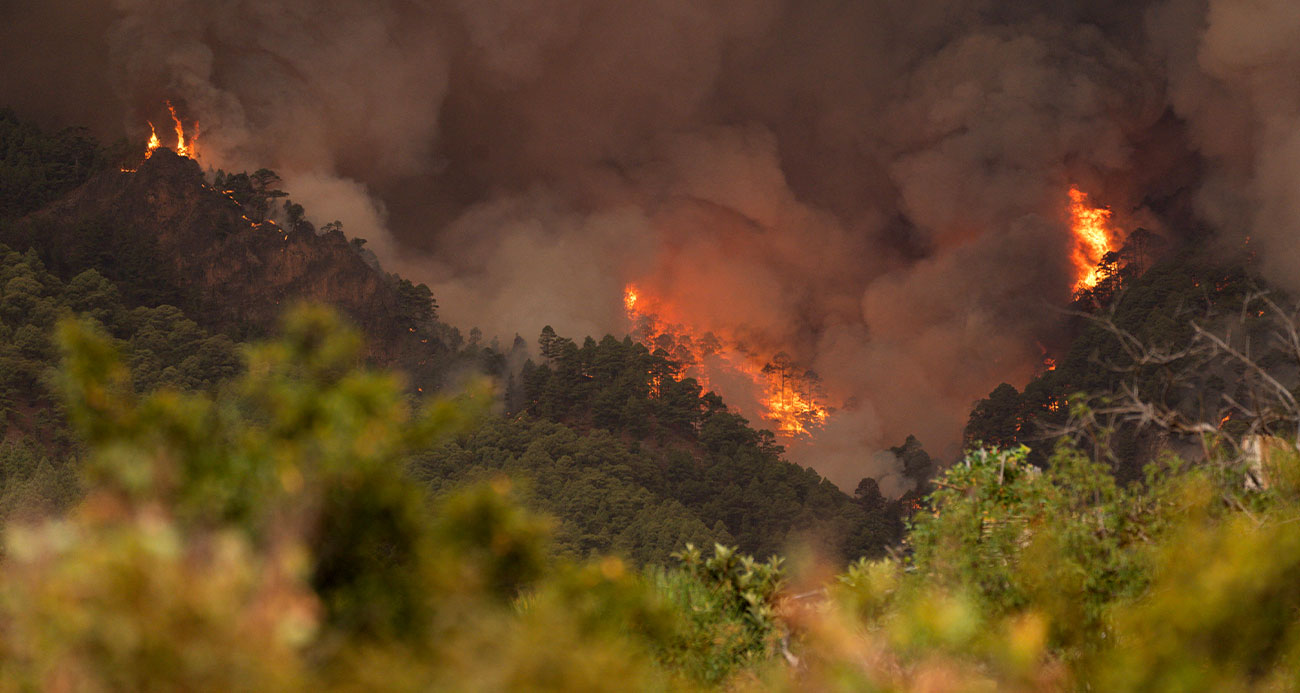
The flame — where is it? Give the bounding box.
[623,283,830,437]
[124,103,199,171]
[1068,186,1120,292]
[764,380,830,436]
[145,122,161,158]
[166,101,198,159]
[121,122,163,171]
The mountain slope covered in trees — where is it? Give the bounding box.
[963,243,1278,481]
[0,109,905,563]
[5,106,1300,690]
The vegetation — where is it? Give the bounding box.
[0,242,238,517]
[0,109,119,220]
[820,440,1300,691]
[964,243,1266,480]
[0,307,1295,690]
[491,328,900,561]
[0,110,898,567]
[5,108,1300,690]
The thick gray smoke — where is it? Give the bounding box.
[1149,0,1300,292]
[4,0,1290,490]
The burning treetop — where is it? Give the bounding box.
[166,100,197,159]
[1069,185,1121,293]
[623,283,829,438]
[125,100,198,172]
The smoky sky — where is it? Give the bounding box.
[3,0,1294,491]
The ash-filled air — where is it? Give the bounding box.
[4,0,1297,492]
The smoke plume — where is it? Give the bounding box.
[4,0,1294,490]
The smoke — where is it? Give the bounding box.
[100,0,454,257]
[1149,0,1300,292]
[6,0,1295,491]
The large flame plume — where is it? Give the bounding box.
[624,283,830,438]
[1068,185,1121,293]
[166,100,197,159]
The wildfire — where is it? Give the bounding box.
[166,101,198,159]
[124,102,198,171]
[622,283,830,437]
[1068,185,1120,293]
[120,122,163,172]
[145,122,161,158]
[764,381,830,436]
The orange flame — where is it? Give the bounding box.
[166,101,198,159]
[121,122,163,172]
[623,283,830,437]
[763,374,830,436]
[145,122,161,158]
[125,103,198,171]
[1068,186,1120,292]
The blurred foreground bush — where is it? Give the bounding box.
[2,306,1300,691]
[0,307,707,691]
[801,443,1300,691]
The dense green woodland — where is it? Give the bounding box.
[0,244,240,518]
[3,108,1300,690]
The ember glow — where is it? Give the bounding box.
[623,283,830,437]
[1068,186,1120,292]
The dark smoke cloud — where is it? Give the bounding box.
[0,1,123,132]
[1149,0,1300,292]
[4,0,1284,490]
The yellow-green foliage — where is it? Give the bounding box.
[0,513,313,691]
[0,307,707,691]
[790,444,1300,691]
[6,305,1300,691]
[1092,460,1300,691]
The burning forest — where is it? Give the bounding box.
[5,0,1300,493]
[1067,186,1123,294]
[8,2,1300,689]
[621,180,1126,452]
[624,283,830,437]
[120,100,198,171]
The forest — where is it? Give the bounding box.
[2,109,1300,691]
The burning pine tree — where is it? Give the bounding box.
[623,284,829,438]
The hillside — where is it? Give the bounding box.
[9,147,438,359]
[961,227,1300,489]
[8,1,1300,687]
[0,112,903,563]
